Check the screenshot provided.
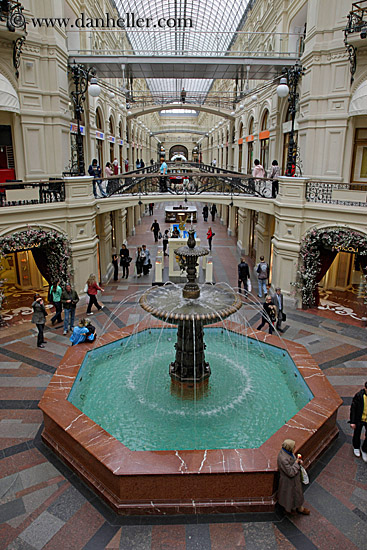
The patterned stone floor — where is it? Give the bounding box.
[1,203,367,549]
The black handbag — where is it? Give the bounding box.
[282,312,287,322]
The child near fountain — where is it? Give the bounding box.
[70,319,96,345]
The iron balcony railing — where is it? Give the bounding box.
[0,179,65,207]
[305,180,367,207]
[345,1,367,37]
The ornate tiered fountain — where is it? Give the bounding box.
[139,228,242,384]
[39,229,342,515]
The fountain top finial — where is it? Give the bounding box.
[187,228,196,249]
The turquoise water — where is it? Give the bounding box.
[68,328,313,451]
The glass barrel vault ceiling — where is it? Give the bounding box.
[113,0,250,99]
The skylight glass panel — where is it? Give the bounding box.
[113,0,250,97]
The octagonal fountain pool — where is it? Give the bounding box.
[39,228,342,515]
[68,328,313,451]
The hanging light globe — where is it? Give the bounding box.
[88,78,101,97]
[276,77,289,98]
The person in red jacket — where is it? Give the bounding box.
[207,227,214,251]
[86,274,104,315]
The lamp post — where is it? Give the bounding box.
[69,62,101,175]
[277,62,304,176]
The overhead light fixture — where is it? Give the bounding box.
[276,77,289,98]
[230,111,235,116]
[88,77,101,98]
[251,94,258,102]
[108,91,115,99]
[240,104,244,109]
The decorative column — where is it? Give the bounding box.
[227,205,237,236]
[255,212,271,262]
[237,207,251,254]
[98,213,112,283]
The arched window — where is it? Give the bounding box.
[247,117,254,173]
[108,116,115,162]
[96,108,103,130]
[95,108,104,168]
[260,109,269,170]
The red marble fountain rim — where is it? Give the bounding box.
[39,319,342,477]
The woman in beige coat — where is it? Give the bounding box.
[277,439,310,515]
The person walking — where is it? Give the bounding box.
[256,256,269,298]
[272,287,285,332]
[136,158,141,170]
[207,227,214,251]
[151,219,161,242]
[150,158,154,166]
[202,204,209,222]
[277,439,310,515]
[238,258,250,296]
[86,274,104,315]
[61,283,79,335]
[32,293,47,348]
[149,202,154,215]
[49,279,62,325]
[270,159,280,198]
[142,244,151,276]
[124,158,129,172]
[113,158,119,175]
[119,243,130,279]
[140,159,145,168]
[181,87,186,104]
[162,229,170,256]
[210,204,217,222]
[350,382,367,462]
[135,246,144,277]
[112,248,119,281]
[257,295,277,334]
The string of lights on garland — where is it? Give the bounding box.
[293,226,367,308]
[0,228,73,287]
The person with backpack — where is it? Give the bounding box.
[238,258,250,296]
[256,255,269,298]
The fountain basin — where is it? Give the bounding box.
[39,320,342,515]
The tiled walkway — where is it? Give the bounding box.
[1,203,367,549]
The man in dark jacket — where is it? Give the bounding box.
[61,284,79,335]
[350,382,367,461]
[272,287,284,332]
[238,258,250,296]
[202,205,209,222]
[150,219,160,242]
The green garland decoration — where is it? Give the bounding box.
[294,226,367,308]
[0,228,72,288]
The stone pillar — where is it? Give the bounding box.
[227,205,236,236]
[255,212,271,263]
[98,212,113,283]
[237,207,251,254]
[115,208,127,248]
[221,204,228,227]
[271,176,306,303]
[127,206,135,236]
[134,204,141,225]
[62,177,99,295]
